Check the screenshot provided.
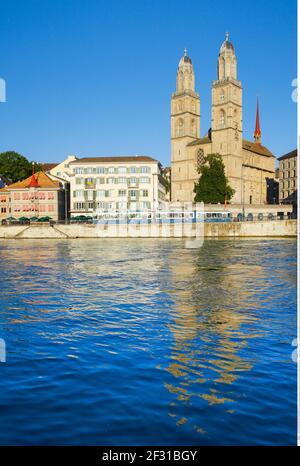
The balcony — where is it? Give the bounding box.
[85,182,96,189]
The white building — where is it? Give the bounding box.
[68,156,167,216]
[48,155,77,181]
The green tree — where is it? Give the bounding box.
[0,151,42,183]
[194,153,235,203]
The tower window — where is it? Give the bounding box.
[221,57,225,79]
[177,71,184,92]
[219,109,225,128]
[191,119,196,136]
[220,89,225,102]
[176,118,184,137]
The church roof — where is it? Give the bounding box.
[7,171,61,190]
[187,135,274,158]
[70,156,158,164]
[179,48,193,66]
[220,32,234,53]
[187,136,211,146]
[182,55,192,64]
[242,140,275,157]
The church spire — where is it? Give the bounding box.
[176,48,195,93]
[254,99,261,143]
[217,32,237,80]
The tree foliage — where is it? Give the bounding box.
[194,153,235,204]
[0,151,42,183]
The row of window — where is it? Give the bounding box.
[280,160,296,170]
[175,118,197,137]
[218,88,238,103]
[175,108,237,136]
[13,192,55,200]
[279,179,297,189]
[175,99,197,113]
[73,189,149,199]
[73,201,151,210]
[177,69,193,93]
[281,170,297,179]
[13,205,56,212]
[73,166,151,175]
[280,191,297,199]
[75,177,151,185]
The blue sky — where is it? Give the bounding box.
[0,0,297,166]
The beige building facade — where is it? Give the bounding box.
[171,34,275,204]
[69,156,167,216]
[278,149,297,206]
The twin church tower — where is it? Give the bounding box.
[171,33,275,205]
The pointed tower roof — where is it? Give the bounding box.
[175,48,197,94]
[28,163,40,188]
[217,32,238,81]
[7,171,60,190]
[254,99,261,143]
[220,32,235,53]
[179,47,193,66]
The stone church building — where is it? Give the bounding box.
[171,33,275,204]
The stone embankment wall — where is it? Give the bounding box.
[0,220,297,239]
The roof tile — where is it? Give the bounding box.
[70,156,158,164]
[7,171,61,189]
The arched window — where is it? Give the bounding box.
[184,70,189,90]
[220,89,225,103]
[191,100,196,112]
[221,57,225,79]
[177,71,184,91]
[189,71,193,90]
[177,100,183,112]
[191,119,196,136]
[231,58,237,79]
[176,118,184,137]
[219,109,225,128]
[233,108,238,127]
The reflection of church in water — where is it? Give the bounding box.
[171,33,275,205]
[163,243,258,433]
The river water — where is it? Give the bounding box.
[0,238,297,445]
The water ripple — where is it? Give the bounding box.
[0,238,297,445]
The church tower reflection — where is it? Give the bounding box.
[163,240,263,435]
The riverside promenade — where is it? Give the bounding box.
[0,220,297,239]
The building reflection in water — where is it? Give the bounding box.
[1,238,294,442]
[163,240,265,435]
